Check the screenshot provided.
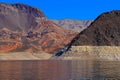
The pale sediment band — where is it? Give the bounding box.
[54,46,120,60]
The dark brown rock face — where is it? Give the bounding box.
[71,10,120,46]
[0,3,78,53]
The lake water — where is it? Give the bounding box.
[0,60,120,80]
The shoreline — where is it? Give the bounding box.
[0,46,120,60]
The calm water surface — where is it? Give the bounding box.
[0,60,120,80]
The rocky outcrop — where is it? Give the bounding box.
[52,19,93,32]
[0,3,78,53]
[52,46,120,60]
[71,10,120,46]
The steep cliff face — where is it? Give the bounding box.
[71,10,120,46]
[0,3,78,53]
[52,19,93,32]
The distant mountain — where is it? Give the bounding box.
[52,19,93,32]
[0,3,78,53]
[71,10,120,46]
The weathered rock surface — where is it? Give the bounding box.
[0,3,78,53]
[51,46,120,60]
[71,10,120,46]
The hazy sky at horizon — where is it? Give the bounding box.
[0,0,120,20]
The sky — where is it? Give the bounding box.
[0,0,120,20]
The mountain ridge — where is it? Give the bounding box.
[70,10,120,46]
[0,3,78,53]
[52,19,93,32]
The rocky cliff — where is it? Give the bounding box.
[71,10,120,46]
[0,3,78,53]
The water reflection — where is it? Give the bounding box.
[0,60,119,80]
[92,61,120,80]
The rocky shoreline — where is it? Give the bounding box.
[0,46,120,60]
[51,46,120,61]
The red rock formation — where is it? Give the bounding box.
[0,3,78,53]
[0,43,22,53]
